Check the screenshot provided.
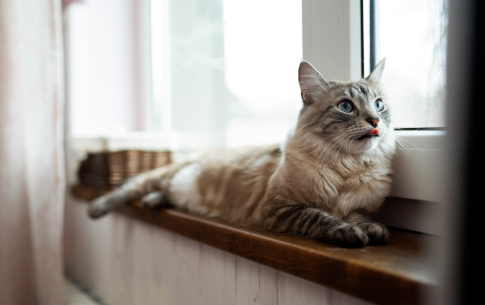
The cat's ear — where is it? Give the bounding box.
[366,58,386,83]
[298,60,328,105]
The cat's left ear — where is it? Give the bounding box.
[299,60,329,105]
[366,58,386,83]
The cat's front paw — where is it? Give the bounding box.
[357,222,389,245]
[325,225,369,248]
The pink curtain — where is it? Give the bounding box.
[0,0,65,304]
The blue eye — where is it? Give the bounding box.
[337,100,354,113]
[374,99,384,111]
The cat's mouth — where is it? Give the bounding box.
[357,134,378,141]
[357,129,380,141]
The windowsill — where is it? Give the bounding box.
[72,185,438,305]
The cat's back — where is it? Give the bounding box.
[168,143,282,222]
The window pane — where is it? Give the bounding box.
[224,0,302,146]
[375,0,448,128]
[151,0,302,149]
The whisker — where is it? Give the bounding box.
[395,137,415,157]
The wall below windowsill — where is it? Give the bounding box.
[72,185,438,305]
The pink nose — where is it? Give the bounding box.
[366,118,380,127]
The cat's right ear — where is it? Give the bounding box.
[298,60,328,105]
[366,58,386,83]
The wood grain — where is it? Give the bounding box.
[72,185,438,305]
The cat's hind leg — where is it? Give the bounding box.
[88,161,191,219]
[140,191,170,210]
[88,188,130,218]
[88,174,164,218]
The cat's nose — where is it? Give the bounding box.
[365,118,380,127]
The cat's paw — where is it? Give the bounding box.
[357,222,389,245]
[325,225,369,248]
[88,197,109,219]
[140,191,167,210]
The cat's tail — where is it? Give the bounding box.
[88,161,191,219]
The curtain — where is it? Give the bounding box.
[0,0,65,304]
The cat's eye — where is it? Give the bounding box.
[337,100,354,113]
[374,99,384,111]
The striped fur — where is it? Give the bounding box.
[89,59,395,247]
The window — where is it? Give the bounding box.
[150,0,302,150]
[362,0,448,128]
[65,0,448,235]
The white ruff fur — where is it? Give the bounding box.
[282,123,396,218]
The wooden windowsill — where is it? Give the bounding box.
[72,185,438,305]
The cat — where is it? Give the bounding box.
[88,59,395,248]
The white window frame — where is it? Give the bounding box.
[303,0,446,234]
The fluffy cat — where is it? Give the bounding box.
[88,59,395,247]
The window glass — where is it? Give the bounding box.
[365,0,448,128]
[151,0,302,148]
[224,0,302,146]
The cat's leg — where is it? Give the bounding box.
[140,191,170,210]
[263,204,369,247]
[345,210,389,245]
[88,174,162,218]
[88,161,191,218]
[88,187,132,218]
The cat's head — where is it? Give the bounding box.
[294,59,395,157]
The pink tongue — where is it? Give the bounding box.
[366,129,379,136]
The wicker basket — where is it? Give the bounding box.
[78,150,172,190]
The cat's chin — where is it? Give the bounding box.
[350,135,381,153]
